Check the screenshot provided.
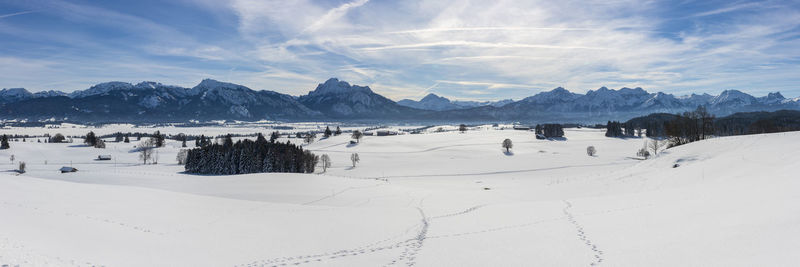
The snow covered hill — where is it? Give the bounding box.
[0,126,798,266]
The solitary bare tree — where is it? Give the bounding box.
[139,140,155,164]
[351,130,363,143]
[649,139,661,156]
[350,153,360,167]
[502,139,513,153]
[320,154,331,172]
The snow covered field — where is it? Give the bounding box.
[1,127,799,266]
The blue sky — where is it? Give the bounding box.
[1,0,799,101]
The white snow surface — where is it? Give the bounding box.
[0,128,799,266]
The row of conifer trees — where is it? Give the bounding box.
[184,134,318,175]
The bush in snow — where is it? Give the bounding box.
[502,138,513,153]
[95,139,106,149]
[586,146,596,156]
[17,161,25,173]
[459,124,467,133]
[637,148,650,159]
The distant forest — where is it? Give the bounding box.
[615,109,800,147]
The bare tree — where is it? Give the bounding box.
[139,140,155,164]
[350,153,360,167]
[139,147,153,164]
[320,154,331,172]
[649,139,661,156]
[304,133,316,144]
[502,139,513,153]
[351,130,363,143]
[586,146,596,156]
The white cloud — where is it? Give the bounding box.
[3,0,799,100]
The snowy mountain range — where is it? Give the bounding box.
[397,93,513,111]
[1,78,798,123]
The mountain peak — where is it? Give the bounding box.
[308,78,372,96]
[0,87,32,96]
[196,79,245,89]
[711,89,756,106]
[421,93,447,102]
[767,92,784,99]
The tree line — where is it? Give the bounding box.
[184,134,318,175]
[534,124,564,138]
[621,107,800,148]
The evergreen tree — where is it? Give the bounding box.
[124,135,130,143]
[324,126,332,138]
[223,134,234,147]
[153,131,165,147]
[605,121,624,137]
[334,126,342,136]
[0,135,9,149]
[270,131,280,143]
[542,124,564,138]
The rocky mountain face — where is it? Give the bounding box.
[298,78,426,120]
[1,78,798,123]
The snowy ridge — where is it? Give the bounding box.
[1,78,800,122]
[398,93,513,111]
